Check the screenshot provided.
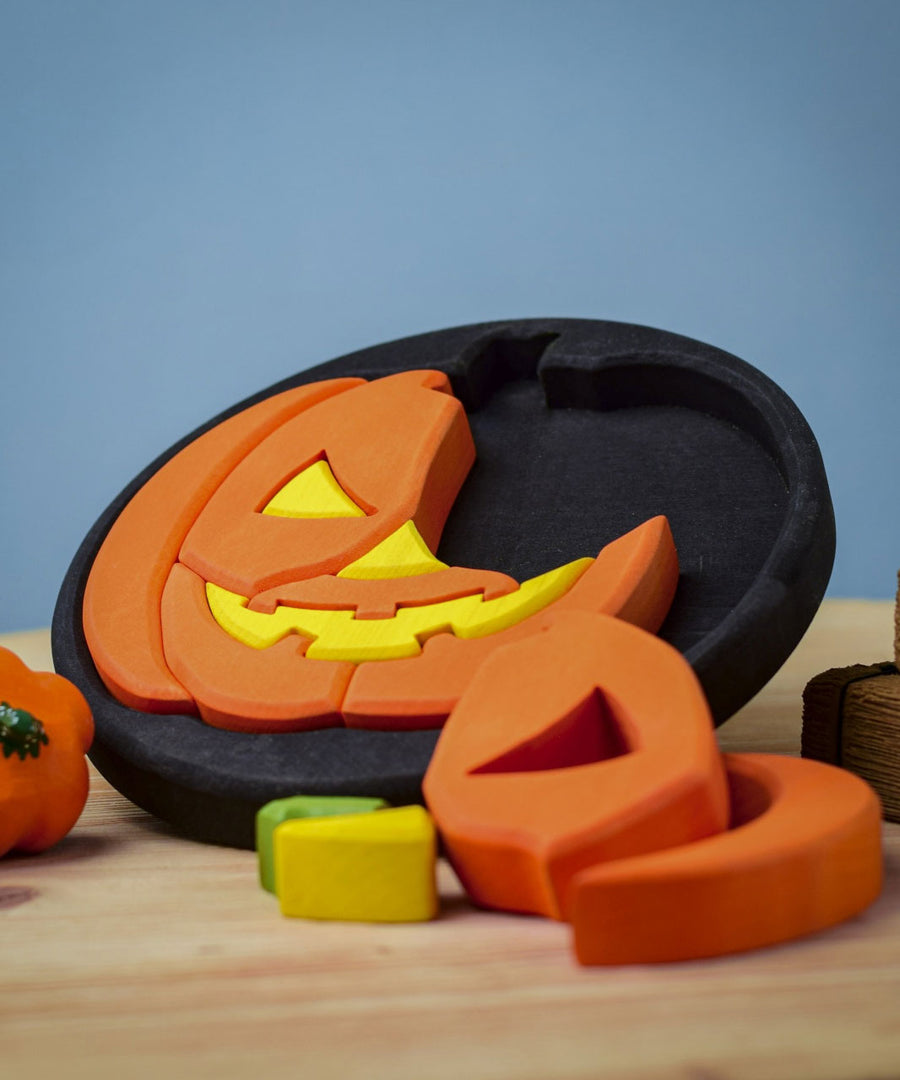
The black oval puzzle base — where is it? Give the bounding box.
[52,319,835,847]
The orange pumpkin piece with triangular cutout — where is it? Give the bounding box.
[422,611,730,919]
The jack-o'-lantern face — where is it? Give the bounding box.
[83,370,678,733]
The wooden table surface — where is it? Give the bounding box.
[2,600,899,1080]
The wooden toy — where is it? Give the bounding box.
[339,513,677,728]
[174,369,474,593]
[802,661,900,822]
[54,318,836,847]
[0,647,94,856]
[422,612,729,919]
[256,794,388,892]
[570,753,883,964]
[274,805,438,922]
[84,367,672,732]
[262,458,367,519]
[425,613,882,962]
[336,519,448,576]
[206,555,592,659]
[802,573,900,823]
[82,379,362,714]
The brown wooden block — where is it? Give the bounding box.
[801,663,892,764]
[802,662,900,822]
[843,675,900,823]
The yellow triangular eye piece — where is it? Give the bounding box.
[262,460,366,519]
[338,521,449,579]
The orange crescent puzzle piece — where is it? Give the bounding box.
[83,377,363,712]
[177,369,474,595]
[422,611,731,919]
[341,514,679,729]
[570,752,883,964]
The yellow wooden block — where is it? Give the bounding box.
[337,520,448,579]
[274,805,438,922]
[262,459,365,518]
[205,556,592,661]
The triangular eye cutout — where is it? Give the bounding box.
[262,459,366,519]
[470,688,631,774]
[337,520,449,579]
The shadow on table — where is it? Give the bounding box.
[2,831,120,867]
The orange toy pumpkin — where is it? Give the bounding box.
[0,647,94,856]
[84,370,678,734]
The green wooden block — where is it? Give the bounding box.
[256,795,388,893]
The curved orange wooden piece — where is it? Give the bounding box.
[570,752,883,964]
[83,379,362,712]
[422,611,729,919]
[160,563,353,732]
[549,512,678,633]
[179,370,475,596]
[342,515,679,729]
[248,565,519,617]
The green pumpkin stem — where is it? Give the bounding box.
[0,701,50,761]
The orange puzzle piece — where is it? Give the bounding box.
[160,562,354,732]
[422,611,730,919]
[177,370,474,596]
[570,752,883,964]
[341,514,678,729]
[84,368,681,734]
[83,377,363,712]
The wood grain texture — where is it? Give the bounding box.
[2,600,900,1080]
[843,676,900,822]
[801,662,896,764]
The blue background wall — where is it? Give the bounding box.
[2,0,899,632]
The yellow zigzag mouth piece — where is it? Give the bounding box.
[205,523,592,663]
